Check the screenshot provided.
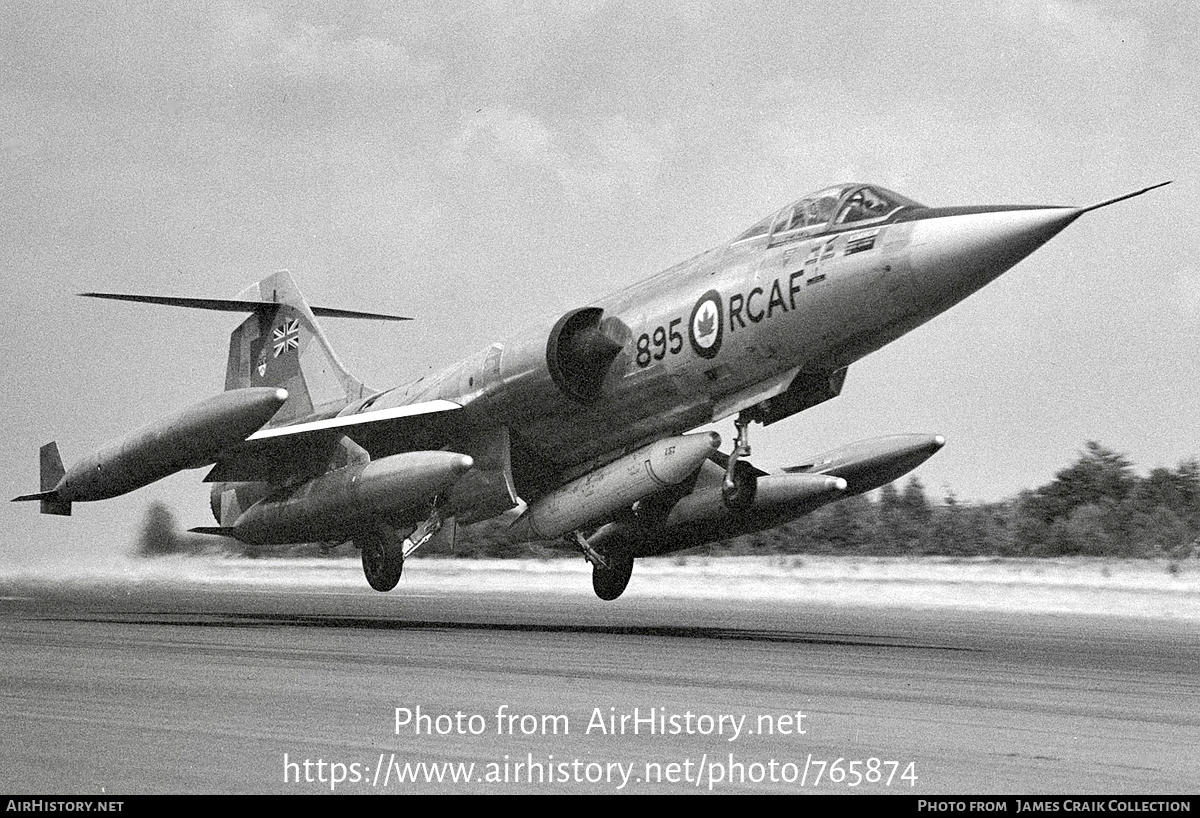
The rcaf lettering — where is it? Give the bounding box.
[728,273,807,334]
[767,278,788,317]
[746,286,765,322]
[733,272,811,332]
[634,273,810,367]
[789,271,804,309]
[729,293,745,330]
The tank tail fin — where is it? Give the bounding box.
[11,442,72,515]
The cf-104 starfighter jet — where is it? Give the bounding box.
[15,180,1170,599]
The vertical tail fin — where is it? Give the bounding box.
[224,271,372,425]
[79,271,407,427]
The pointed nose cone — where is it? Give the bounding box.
[909,207,1081,303]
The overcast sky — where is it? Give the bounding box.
[2,1,1196,565]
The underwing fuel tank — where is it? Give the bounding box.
[228,451,475,545]
[509,432,722,542]
[586,433,946,558]
[15,387,289,512]
[662,471,848,530]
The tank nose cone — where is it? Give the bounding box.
[909,207,1081,302]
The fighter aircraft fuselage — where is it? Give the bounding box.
[356,187,1090,502]
[16,180,1169,599]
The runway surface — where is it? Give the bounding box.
[1,557,1197,794]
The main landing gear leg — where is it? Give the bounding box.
[569,530,608,570]
[722,412,753,506]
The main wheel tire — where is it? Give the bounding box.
[360,531,404,592]
[592,555,634,601]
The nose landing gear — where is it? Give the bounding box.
[722,412,758,509]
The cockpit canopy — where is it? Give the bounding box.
[735,184,924,243]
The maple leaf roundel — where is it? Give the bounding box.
[689,289,723,359]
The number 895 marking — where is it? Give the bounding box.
[635,318,683,367]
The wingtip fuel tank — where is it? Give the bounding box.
[783,434,946,496]
[13,387,289,512]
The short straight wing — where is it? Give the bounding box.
[205,399,462,483]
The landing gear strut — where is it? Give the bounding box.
[722,412,755,508]
[569,530,609,569]
[402,504,444,558]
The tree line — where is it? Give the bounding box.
[713,442,1199,559]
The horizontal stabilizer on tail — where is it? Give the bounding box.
[80,292,411,321]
